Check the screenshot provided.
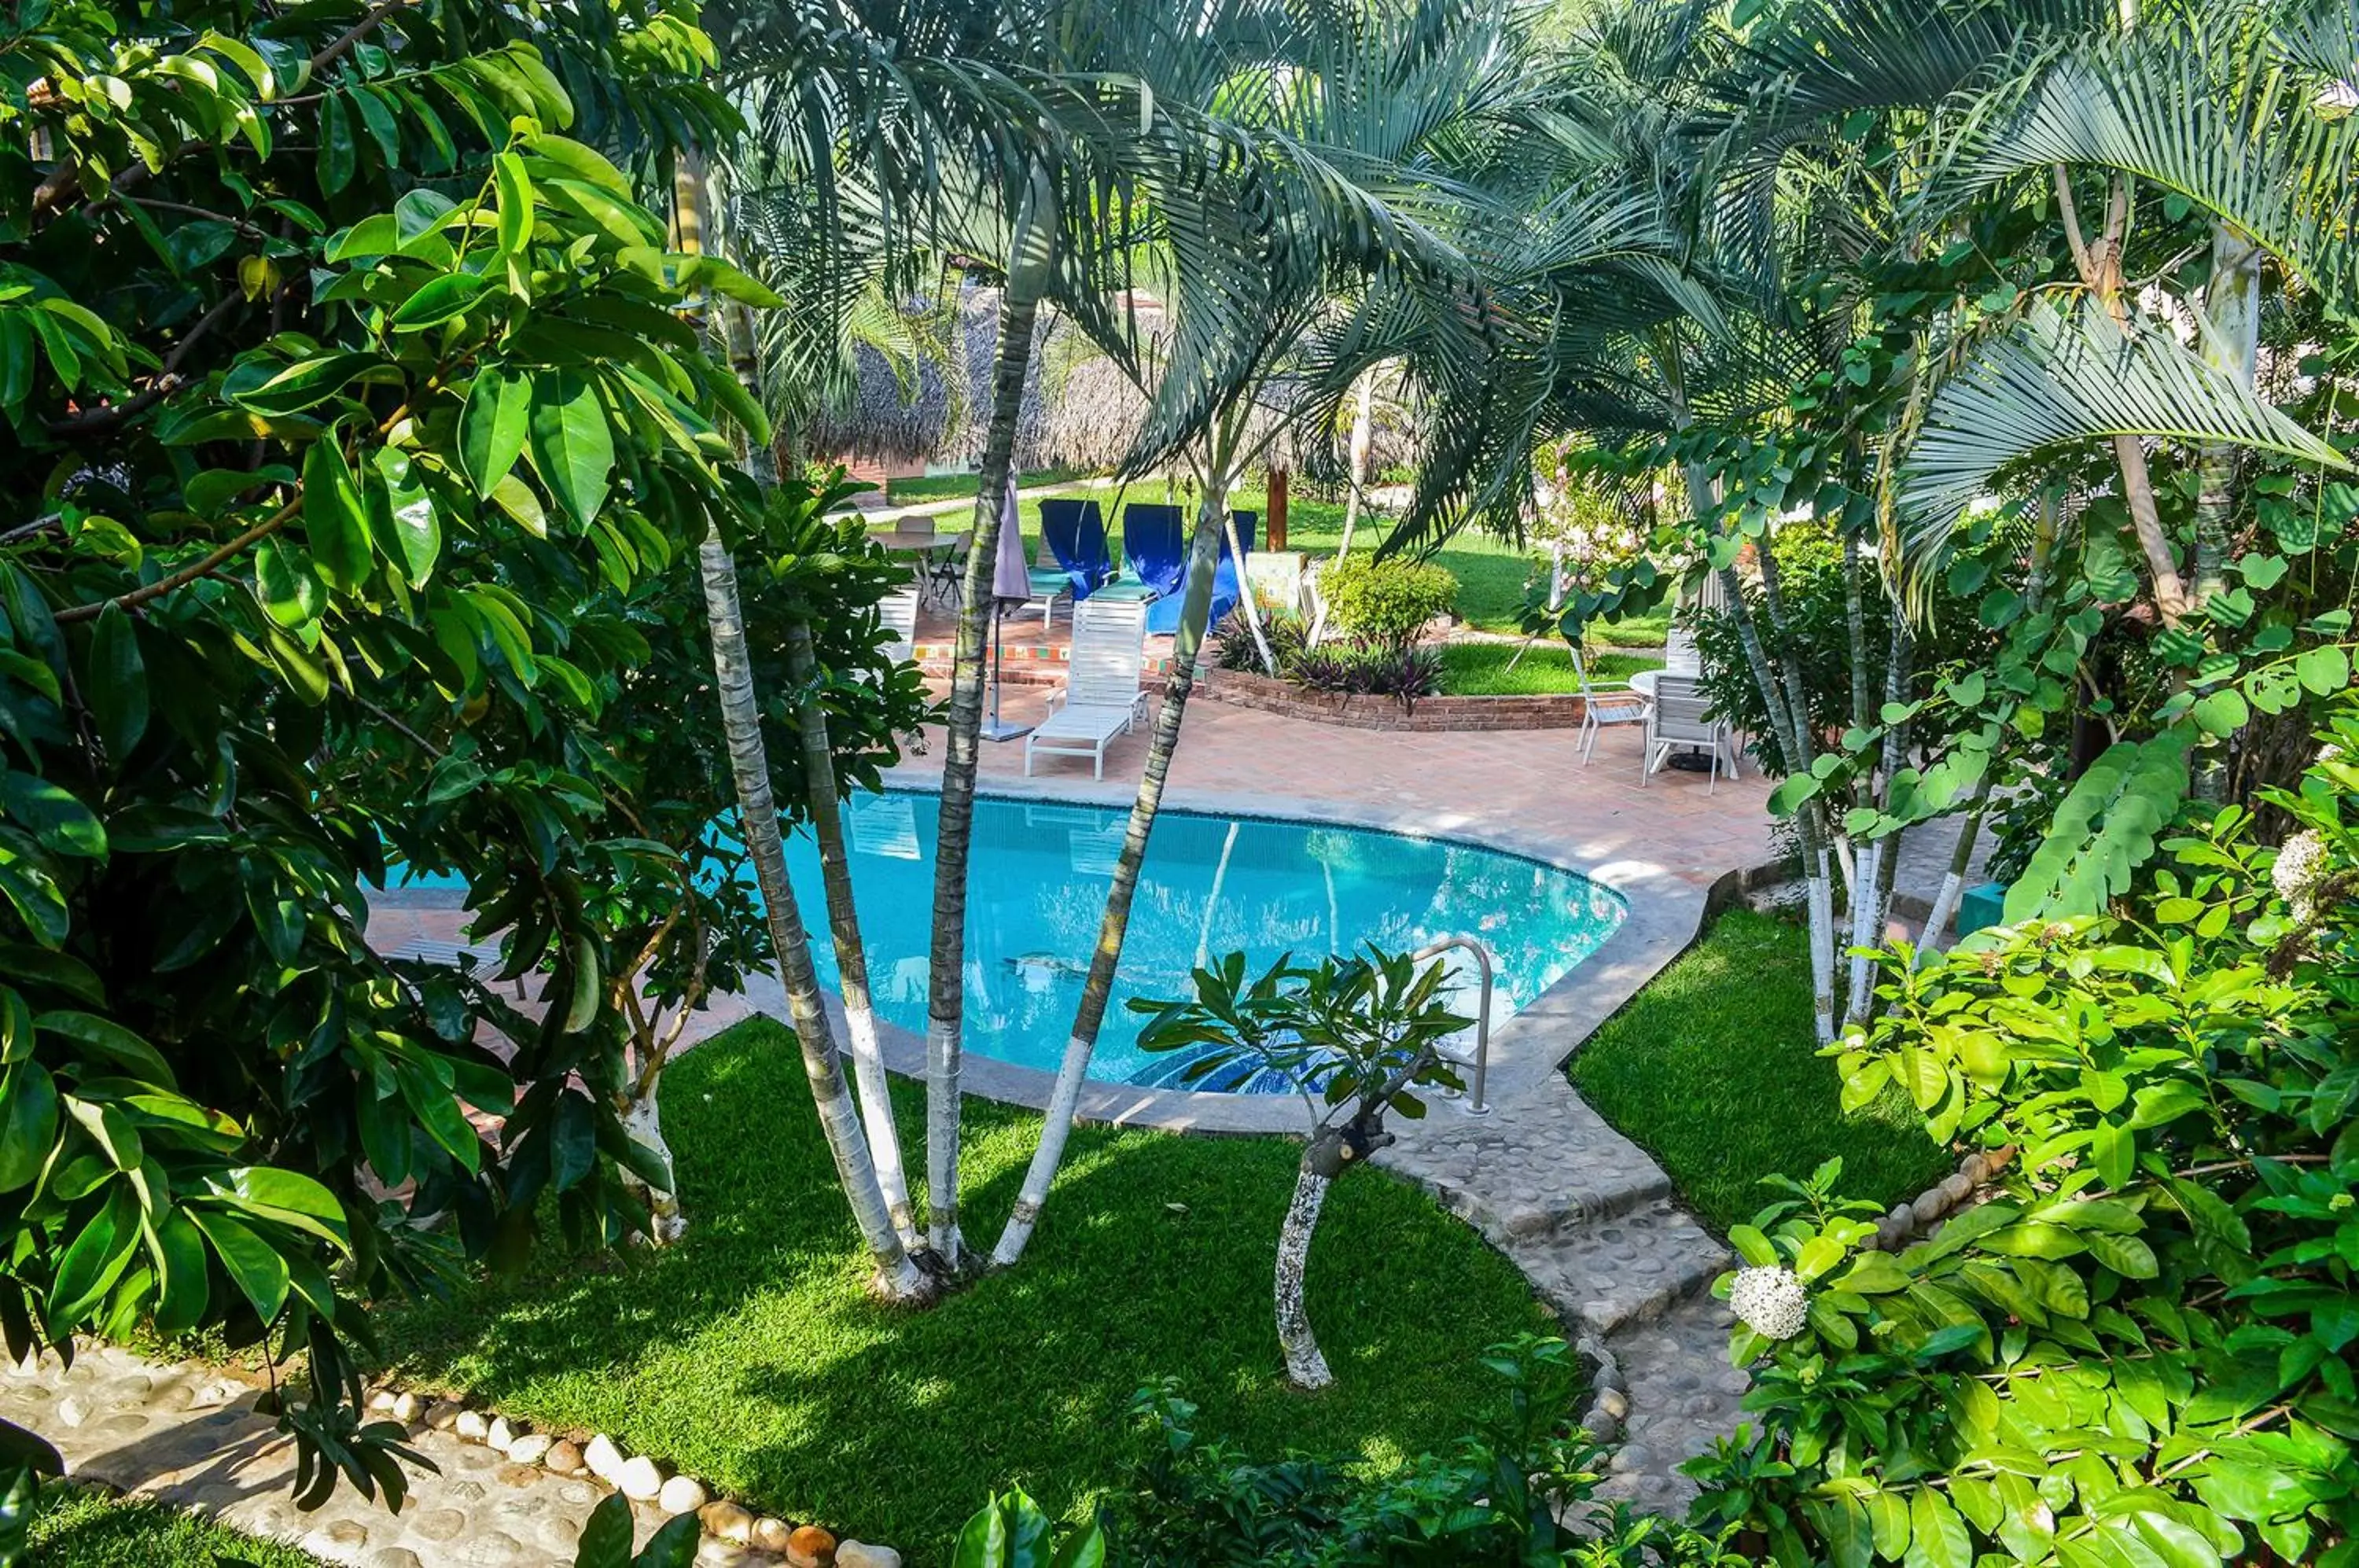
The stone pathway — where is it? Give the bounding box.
[1378,1077,1750,1515]
[6,1342,756,1567]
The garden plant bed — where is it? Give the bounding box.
[1200,664,1592,731]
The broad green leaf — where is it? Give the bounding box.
[2190,688,2249,738]
[389,273,487,332]
[301,433,373,593]
[2295,643,2350,695]
[86,604,147,759]
[2,774,105,859]
[459,364,530,499]
[254,538,326,628]
[143,1207,211,1336]
[371,449,440,587]
[185,1206,289,1322]
[223,352,380,416]
[488,472,547,537]
[1906,1486,1971,1568]
[526,370,613,527]
[37,1012,173,1088]
[0,1062,57,1193]
[493,152,534,256]
[49,1184,139,1322]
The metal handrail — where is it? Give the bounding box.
[1411,933,1495,1117]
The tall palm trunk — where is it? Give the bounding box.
[923,163,1056,1268]
[699,534,929,1300]
[2055,167,2191,625]
[1224,501,1277,673]
[2191,223,2261,801]
[989,459,1233,1268]
[784,617,915,1242]
[1752,536,1842,1043]
[1923,495,2058,949]
[1336,369,1376,559]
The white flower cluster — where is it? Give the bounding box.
[2273,829,2331,924]
[1728,1265,1810,1342]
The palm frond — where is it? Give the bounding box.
[1898,298,2350,566]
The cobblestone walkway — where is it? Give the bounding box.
[3,1343,701,1567]
[1378,1077,1749,1515]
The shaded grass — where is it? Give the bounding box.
[28,1485,323,1568]
[1435,642,1659,697]
[1568,910,1953,1233]
[374,1019,1553,1563]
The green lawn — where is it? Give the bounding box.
[374,1019,1554,1562]
[28,1484,323,1568]
[1434,641,1659,697]
[1567,911,1953,1233]
[882,465,1092,504]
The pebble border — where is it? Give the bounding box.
[361,1379,900,1568]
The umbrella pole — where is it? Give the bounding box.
[981,597,1032,742]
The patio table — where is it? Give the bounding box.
[874,527,969,610]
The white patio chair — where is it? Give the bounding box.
[1573,650,1651,767]
[880,585,920,668]
[1663,625,1702,675]
[1025,598,1150,779]
[1643,673,1737,793]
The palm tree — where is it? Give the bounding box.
[989,0,1705,1265]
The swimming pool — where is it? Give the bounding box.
[779,792,1627,1095]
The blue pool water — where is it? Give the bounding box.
[778,792,1626,1094]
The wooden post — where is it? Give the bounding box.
[1268,466,1289,551]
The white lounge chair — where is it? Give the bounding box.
[1025,598,1150,779]
[1574,650,1651,767]
[1643,673,1739,793]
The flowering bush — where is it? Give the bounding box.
[1686,696,2359,1566]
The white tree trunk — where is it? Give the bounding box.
[784,618,915,1243]
[923,164,1055,1269]
[1845,838,1883,1023]
[989,477,1231,1268]
[1336,370,1375,561]
[619,1080,688,1247]
[1275,1150,1334,1391]
[1224,503,1278,675]
[697,535,927,1300]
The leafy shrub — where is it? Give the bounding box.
[1320,556,1459,651]
[1291,640,1443,705]
[1112,1337,1745,1566]
[1211,609,1439,709]
[1687,696,2359,1567]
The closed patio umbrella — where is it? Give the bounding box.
[982,485,1033,742]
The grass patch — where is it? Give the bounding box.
[1568,910,1953,1233]
[1434,642,1659,697]
[881,465,1091,503]
[28,1485,323,1568]
[375,1019,1553,1562]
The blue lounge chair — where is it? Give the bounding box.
[1146,510,1257,635]
[1038,499,1116,602]
[1110,502,1185,605]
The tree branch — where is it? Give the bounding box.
[45,292,244,438]
[53,500,296,624]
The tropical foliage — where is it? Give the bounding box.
[1686,694,2359,1567]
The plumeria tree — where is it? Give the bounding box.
[1132,947,1469,1390]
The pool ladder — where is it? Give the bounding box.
[1412,934,1495,1117]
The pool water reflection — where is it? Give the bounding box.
[778,792,1626,1095]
